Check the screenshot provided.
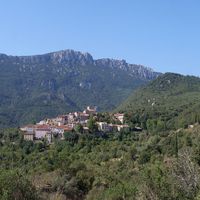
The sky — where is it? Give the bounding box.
[0,0,200,76]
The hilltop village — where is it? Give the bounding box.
[20,106,130,143]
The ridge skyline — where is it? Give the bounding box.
[1,48,199,77]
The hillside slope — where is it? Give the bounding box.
[117,73,200,130]
[0,50,160,127]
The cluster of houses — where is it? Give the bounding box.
[20,106,129,143]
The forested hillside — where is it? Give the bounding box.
[117,73,200,131]
[1,73,200,199]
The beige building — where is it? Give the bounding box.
[114,113,125,124]
[23,132,35,141]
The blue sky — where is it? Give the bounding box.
[0,0,200,76]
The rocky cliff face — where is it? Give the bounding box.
[18,50,94,66]
[0,49,160,80]
[95,58,160,80]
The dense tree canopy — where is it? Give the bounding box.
[1,125,200,199]
[118,73,200,131]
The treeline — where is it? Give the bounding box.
[124,109,200,132]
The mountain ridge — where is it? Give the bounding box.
[0,49,161,79]
[0,49,161,128]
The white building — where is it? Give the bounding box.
[97,122,112,132]
[83,106,97,115]
[114,113,125,124]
